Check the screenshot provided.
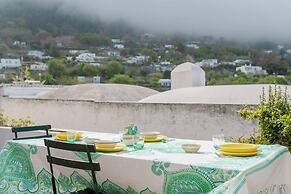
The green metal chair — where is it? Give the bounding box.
[44,139,102,194]
[12,125,52,140]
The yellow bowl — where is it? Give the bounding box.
[182,144,201,153]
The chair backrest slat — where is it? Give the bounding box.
[44,139,96,152]
[47,156,100,171]
[15,135,52,140]
[12,125,52,140]
[12,125,51,132]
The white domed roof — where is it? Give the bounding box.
[172,62,204,73]
[140,84,291,104]
[39,84,158,102]
[171,62,205,90]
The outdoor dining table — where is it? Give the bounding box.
[0,131,290,194]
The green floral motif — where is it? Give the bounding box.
[126,186,138,194]
[37,169,53,194]
[0,142,102,194]
[28,144,38,154]
[0,179,9,193]
[102,179,127,194]
[258,184,288,194]
[101,179,156,194]
[70,171,92,191]
[140,187,156,194]
[163,167,239,194]
[0,142,37,192]
[74,152,101,161]
[58,173,75,193]
[151,160,171,176]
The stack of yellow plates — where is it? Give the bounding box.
[219,143,259,157]
[95,143,125,152]
[144,135,166,142]
[54,132,83,141]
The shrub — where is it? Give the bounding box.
[0,109,34,127]
[237,86,291,151]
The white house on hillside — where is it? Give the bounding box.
[159,79,171,87]
[236,64,268,75]
[0,59,21,69]
[77,76,101,84]
[233,59,250,65]
[164,44,174,49]
[126,56,149,64]
[113,44,125,49]
[76,53,96,63]
[186,43,199,49]
[111,39,123,44]
[107,51,120,57]
[196,59,218,67]
[30,63,48,71]
[160,61,172,66]
[69,50,89,55]
[27,50,45,59]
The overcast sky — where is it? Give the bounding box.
[4,0,291,42]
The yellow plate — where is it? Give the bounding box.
[144,135,166,142]
[54,132,82,141]
[95,144,125,152]
[220,150,258,157]
[220,143,258,153]
[95,143,118,149]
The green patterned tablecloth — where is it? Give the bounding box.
[0,132,290,194]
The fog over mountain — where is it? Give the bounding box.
[1,0,291,42]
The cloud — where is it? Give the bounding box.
[2,0,291,42]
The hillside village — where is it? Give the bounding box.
[1,36,291,89]
[0,1,291,89]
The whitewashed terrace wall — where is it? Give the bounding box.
[0,97,256,140]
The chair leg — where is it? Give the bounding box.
[52,175,57,194]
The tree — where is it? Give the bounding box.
[47,46,60,57]
[163,70,171,79]
[42,74,55,85]
[109,74,135,84]
[175,42,186,53]
[56,76,79,85]
[0,42,7,57]
[79,33,111,46]
[82,64,99,76]
[140,48,158,61]
[24,66,32,80]
[68,64,84,76]
[148,72,162,87]
[48,59,67,78]
[100,61,123,79]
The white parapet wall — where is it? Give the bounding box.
[0,97,256,142]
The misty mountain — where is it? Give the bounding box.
[1,0,291,46]
[0,0,137,40]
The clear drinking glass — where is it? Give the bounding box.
[133,135,145,150]
[67,131,76,142]
[212,134,225,149]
